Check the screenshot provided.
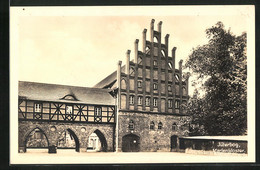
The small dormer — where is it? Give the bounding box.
[60,94,79,101]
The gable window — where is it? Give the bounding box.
[175,100,180,109]
[161,50,166,57]
[153,83,158,90]
[150,121,155,130]
[175,74,180,82]
[34,103,42,113]
[130,95,134,105]
[172,123,177,131]
[158,122,163,129]
[130,67,135,76]
[138,56,142,64]
[137,96,142,105]
[153,98,158,107]
[145,97,150,106]
[137,81,142,88]
[129,120,135,130]
[168,99,173,108]
[66,105,73,115]
[168,85,172,92]
[168,62,173,69]
[145,46,151,55]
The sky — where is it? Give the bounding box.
[11,6,253,95]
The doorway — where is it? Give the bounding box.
[122,134,140,152]
[171,135,178,151]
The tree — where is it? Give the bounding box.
[185,22,247,136]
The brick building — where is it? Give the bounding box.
[18,19,190,153]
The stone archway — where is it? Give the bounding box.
[24,127,49,153]
[122,134,140,152]
[57,128,80,152]
[87,129,108,152]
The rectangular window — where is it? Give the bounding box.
[95,107,102,116]
[34,103,42,113]
[94,107,102,122]
[66,105,73,114]
[153,98,158,107]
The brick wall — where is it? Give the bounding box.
[19,121,115,152]
[118,111,190,152]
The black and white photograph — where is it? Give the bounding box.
[10,5,255,164]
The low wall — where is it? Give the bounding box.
[180,136,247,155]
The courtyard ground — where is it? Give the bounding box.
[10,149,253,164]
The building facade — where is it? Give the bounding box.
[94,19,191,152]
[18,19,190,153]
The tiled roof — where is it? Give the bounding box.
[19,81,116,106]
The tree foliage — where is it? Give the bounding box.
[185,22,247,136]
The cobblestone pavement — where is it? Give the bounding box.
[12,149,250,164]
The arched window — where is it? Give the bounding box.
[183,87,187,96]
[168,85,172,92]
[137,96,142,105]
[153,60,158,67]
[168,99,173,108]
[153,83,158,90]
[137,81,142,88]
[150,121,155,130]
[121,79,127,89]
[145,97,150,106]
[175,100,180,109]
[129,120,135,130]
[129,95,134,105]
[158,122,163,129]
[172,123,177,131]
[153,98,158,107]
